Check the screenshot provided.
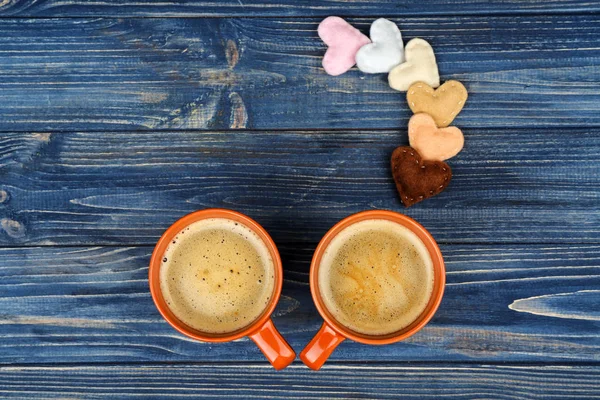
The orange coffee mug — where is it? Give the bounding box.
[300,210,445,370]
[149,209,296,370]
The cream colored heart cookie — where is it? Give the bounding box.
[407,80,468,127]
[388,38,439,92]
[408,113,464,161]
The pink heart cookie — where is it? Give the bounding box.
[318,17,371,76]
[408,113,464,161]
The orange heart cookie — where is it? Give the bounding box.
[408,113,464,161]
[407,80,468,128]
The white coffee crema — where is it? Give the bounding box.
[159,218,275,334]
[318,219,434,336]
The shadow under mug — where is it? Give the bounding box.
[149,209,296,370]
[300,210,446,370]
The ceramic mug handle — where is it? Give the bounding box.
[299,322,345,370]
[249,318,295,370]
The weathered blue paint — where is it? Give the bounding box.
[0,3,599,397]
[1,130,599,245]
[0,364,599,399]
[0,16,598,131]
[0,245,598,364]
[0,0,598,17]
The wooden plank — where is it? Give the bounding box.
[1,245,599,364]
[1,130,599,245]
[1,363,600,399]
[1,0,599,17]
[0,16,598,131]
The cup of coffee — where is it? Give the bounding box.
[149,209,295,370]
[300,210,445,370]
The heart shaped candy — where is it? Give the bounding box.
[408,113,464,161]
[407,80,468,127]
[391,146,452,207]
[388,38,440,92]
[318,17,371,76]
[355,18,404,74]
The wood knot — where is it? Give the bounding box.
[229,92,248,129]
[225,39,239,69]
[32,133,52,142]
[1,218,26,239]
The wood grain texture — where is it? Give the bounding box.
[2,363,600,399]
[0,0,598,17]
[1,244,599,364]
[0,0,598,397]
[0,16,599,131]
[1,130,599,246]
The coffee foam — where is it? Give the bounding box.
[318,219,434,336]
[159,218,275,334]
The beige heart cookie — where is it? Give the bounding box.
[407,80,468,127]
[408,113,464,161]
[388,38,439,92]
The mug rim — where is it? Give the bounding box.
[309,209,446,345]
[149,208,283,342]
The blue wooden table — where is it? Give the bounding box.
[1,1,599,398]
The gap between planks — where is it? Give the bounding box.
[2,361,600,368]
[0,126,595,134]
[0,10,598,19]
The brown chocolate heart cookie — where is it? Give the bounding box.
[391,146,452,207]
